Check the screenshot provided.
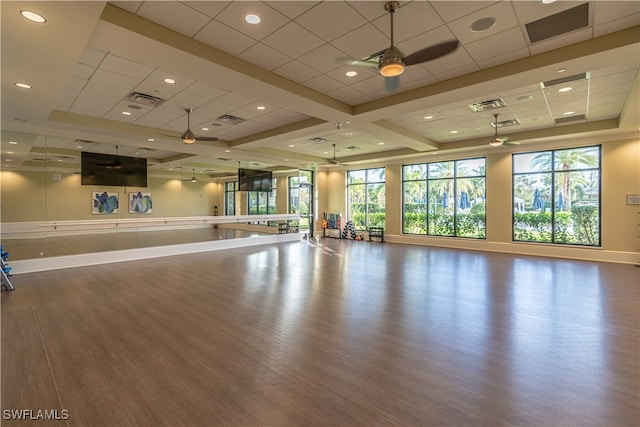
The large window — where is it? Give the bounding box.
[224,181,236,215]
[347,168,385,230]
[248,178,276,215]
[402,158,486,238]
[513,146,600,246]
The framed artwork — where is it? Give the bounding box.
[91,191,119,214]
[129,192,152,214]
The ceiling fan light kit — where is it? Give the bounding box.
[338,1,459,92]
[180,108,218,144]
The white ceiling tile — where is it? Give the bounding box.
[261,22,325,58]
[331,23,389,59]
[465,27,528,63]
[296,2,367,42]
[194,20,257,56]
[528,28,592,55]
[372,2,445,43]
[477,47,529,69]
[274,60,322,83]
[214,92,256,109]
[266,2,320,20]
[101,54,155,80]
[182,1,230,19]
[421,46,476,76]
[71,63,95,79]
[109,1,142,14]
[69,100,112,117]
[78,47,107,68]
[345,1,387,22]
[134,69,194,101]
[349,75,389,99]
[137,1,212,37]
[214,2,290,41]
[238,43,292,71]
[326,64,378,86]
[326,86,367,104]
[447,1,520,45]
[303,75,345,93]
[431,63,481,82]
[594,14,640,38]
[594,1,640,24]
[430,1,497,23]
[297,43,347,73]
[79,79,132,103]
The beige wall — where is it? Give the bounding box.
[2,137,638,262]
[0,171,221,221]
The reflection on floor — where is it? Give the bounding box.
[2,227,269,260]
[2,239,638,425]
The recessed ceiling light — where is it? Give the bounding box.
[15,82,31,89]
[224,149,231,153]
[563,111,575,115]
[20,10,46,23]
[424,115,433,120]
[257,106,266,110]
[245,14,260,24]
[470,17,496,32]
[147,138,155,142]
[378,142,385,145]
[76,145,83,149]
[284,158,289,162]
[6,151,14,154]
[557,68,567,73]
[289,144,295,148]
[202,127,209,131]
[5,159,12,162]
[542,0,557,4]
[122,111,132,116]
[346,71,357,77]
[516,95,533,101]
[9,141,18,145]
[558,87,572,93]
[450,130,459,134]
[163,78,176,84]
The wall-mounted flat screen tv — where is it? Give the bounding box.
[81,151,147,187]
[238,168,272,192]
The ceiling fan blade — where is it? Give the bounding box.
[197,136,219,141]
[504,140,520,146]
[404,40,459,66]
[384,76,400,93]
[336,56,379,68]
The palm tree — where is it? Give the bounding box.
[532,148,598,210]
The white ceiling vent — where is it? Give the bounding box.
[308,137,328,144]
[555,114,586,124]
[125,91,166,107]
[542,72,589,88]
[492,118,521,128]
[526,3,589,43]
[468,98,507,112]
[216,114,245,125]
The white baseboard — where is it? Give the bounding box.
[10,233,300,274]
[385,234,639,265]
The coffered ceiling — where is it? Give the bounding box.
[2,1,639,177]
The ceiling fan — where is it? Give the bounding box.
[181,169,197,182]
[328,144,340,166]
[180,108,218,144]
[338,1,459,93]
[489,114,519,146]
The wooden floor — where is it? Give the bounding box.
[2,239,638,426]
